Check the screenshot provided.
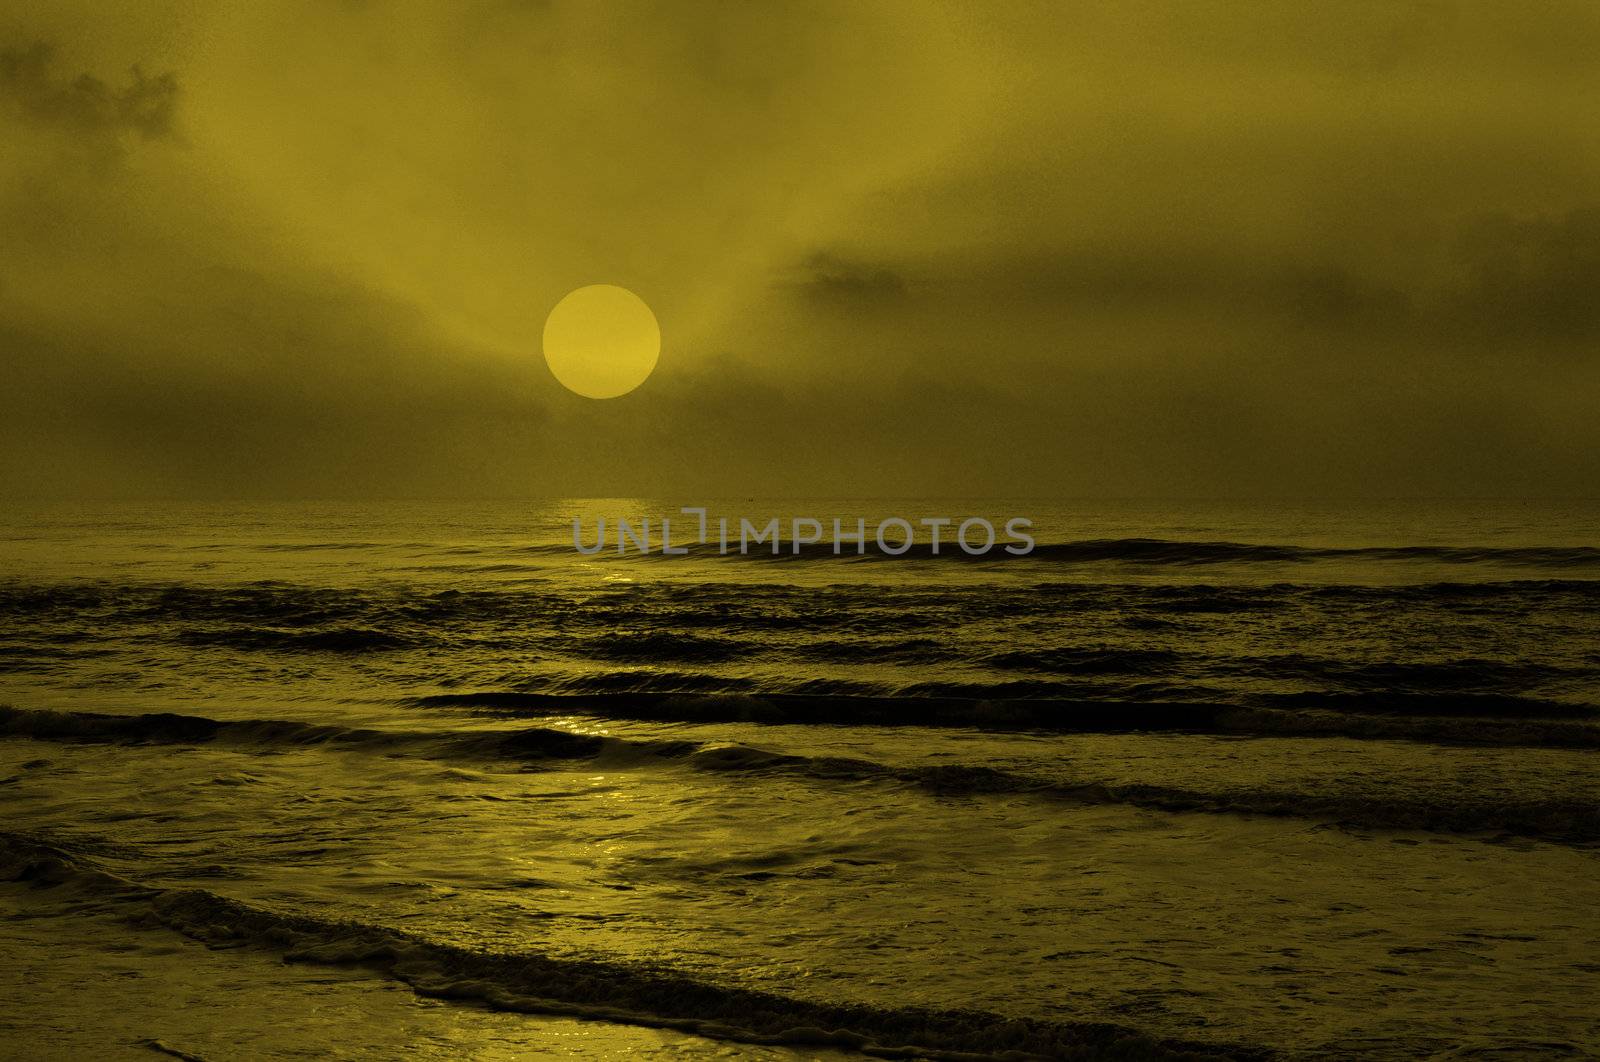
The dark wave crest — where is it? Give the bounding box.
[0,705,614,760]
[176,625,415,653]
[1027,540,1600,568]
[5,577,1600,629]
[623,538,1600,568]
[412,690,1600,746]
[0,832,1262,1061]
[986,647,1186,675]
[6,707,1597,842]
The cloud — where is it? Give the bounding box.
[0,41,177,140]
[786,252,908,306]
[1449,207,1600,345]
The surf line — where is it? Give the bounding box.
[571,507,1035,557]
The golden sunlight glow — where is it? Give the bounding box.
[542,285,661,399]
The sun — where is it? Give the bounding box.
[541,285,661,399]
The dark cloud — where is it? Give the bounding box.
[1276,265,1416,334]
[782,242,1419,342]
[787,252,908,306]
[1449,208,1600,345]
[0,272,552,498]
[782,209,1600,365]
[0,41,178,140]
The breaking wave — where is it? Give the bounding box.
[5,706,1597,843]
[0,831,1261,1061]
[620,538,1600,568]
[410,690,1600,747]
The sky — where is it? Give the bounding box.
[1,0,1597,500]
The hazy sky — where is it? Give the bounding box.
[2,1,1597,499]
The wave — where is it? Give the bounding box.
[1257,691,1595,717]
[176,625,415,653]
[790,637,951,665]
[576,631,753,664]
[698,749,1600,844]
[0,705,613,761]
[1236,655,1588,694]
[6,577,1600,631]
[1030,541,1600,568]
[985,647,1186,675]
[417,690,1240,730]
[0,832,1262,1061]
[6,706,1597,842]
[620,538,1600,568]
[119,535,1600,568]
[975,648,1596,691]
[412,690,1600,745]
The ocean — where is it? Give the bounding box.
[2,499,1597,1059]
